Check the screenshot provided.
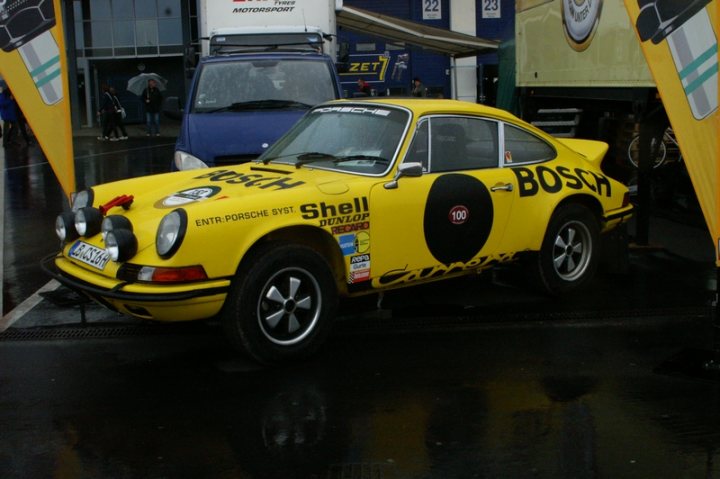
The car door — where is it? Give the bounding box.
[369,115,518,289]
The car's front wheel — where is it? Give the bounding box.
[532,203,599,295]
[222,243,338,364]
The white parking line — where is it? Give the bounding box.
[0,280,61,332]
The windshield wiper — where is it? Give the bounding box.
[295,152,338,168]
[334,154,390,164]
[206,100,312,113]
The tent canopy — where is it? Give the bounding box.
[336,6,498,58]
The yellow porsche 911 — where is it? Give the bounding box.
[45,99,632,363]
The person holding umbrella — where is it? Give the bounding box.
[96,84,118,141]
[142,79,163,136]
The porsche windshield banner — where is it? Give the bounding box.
[0,0,75,198]
[624,0,719,265]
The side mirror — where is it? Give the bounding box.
[384,162,423,189]
[184,45,198,79]
[162,96,183,121]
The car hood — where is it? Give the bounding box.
[185,110,307,162]
[91,163,365,218]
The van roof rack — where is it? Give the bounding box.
[209,30,326,56]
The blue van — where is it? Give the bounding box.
[173,30,343,170]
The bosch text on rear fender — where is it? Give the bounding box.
[511,165,612,197]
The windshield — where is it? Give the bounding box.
[258,105,410,176]
[192,59,337,113]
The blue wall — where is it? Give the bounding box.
[341,0,514,99]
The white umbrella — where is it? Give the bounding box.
[127,73,167,96]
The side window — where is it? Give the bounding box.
[429,117,498,173]
[430,118,467,173]
[404,120,429,171]
[465,118,499,168]
[503,124,556,165]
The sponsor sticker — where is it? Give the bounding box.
[155,186,221,209]
[349,269,371,283]
[350,253,371,271]
[339,234,356,256]
[354,231,370,253]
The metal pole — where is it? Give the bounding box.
[703,266,720,371]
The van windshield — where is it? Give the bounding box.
[192,59,337,113]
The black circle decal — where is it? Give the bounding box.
[423,174,493,264]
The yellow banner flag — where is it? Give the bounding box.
[624,0,718,264]
[0,0,75,198]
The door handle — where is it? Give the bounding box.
[490,183,514,192]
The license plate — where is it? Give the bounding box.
[69,241,110,270]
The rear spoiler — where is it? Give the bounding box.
[557,138,609,168]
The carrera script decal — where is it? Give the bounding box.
[377,253,517,288]
[155,186,222,208]
[511,165,612,197]
[193,170,305,190]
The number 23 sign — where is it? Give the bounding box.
[482,0,501,19]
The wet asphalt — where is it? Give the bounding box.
[1,124,720,478]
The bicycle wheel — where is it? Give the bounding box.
[627,134,666,169]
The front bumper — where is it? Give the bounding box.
[41,254,231,321]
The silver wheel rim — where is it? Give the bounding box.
[552,220,592,282]
[257,267,322,346]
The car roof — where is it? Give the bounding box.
[326,98,522,123]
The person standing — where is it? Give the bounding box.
[356,78,371,96]
[411,77,426,97]
[110,87,128,140]
[0,88,19,147]
[142,79,163,136]
[97,84,117,141]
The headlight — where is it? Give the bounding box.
[174,150,209,170]
[105,229,138,262]
[156,209,187,258]
[74,207,103,237]
[101,215,133,241]
[71,189,93,212]
[55,211,79,242]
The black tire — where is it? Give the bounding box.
[222,243,338,364]
[531,203,600,295]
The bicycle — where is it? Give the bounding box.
[626,127,682,169]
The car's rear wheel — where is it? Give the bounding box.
[222,243,338,364]
[532,203,599,295]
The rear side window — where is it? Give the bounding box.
[503,124,556,165]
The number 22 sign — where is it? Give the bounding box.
[422,0,441,20]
